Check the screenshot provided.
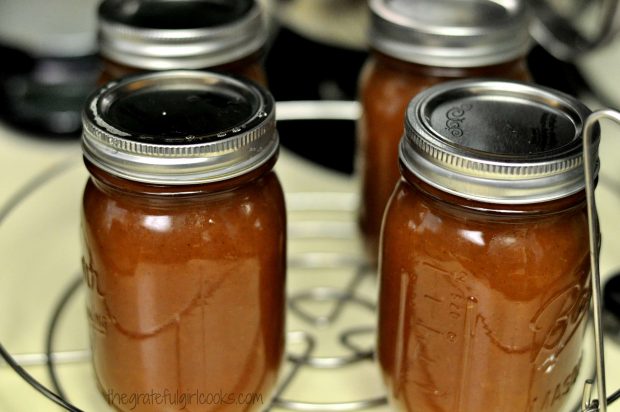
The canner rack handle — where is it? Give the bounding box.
[581,109,620,412]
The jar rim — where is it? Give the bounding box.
[400,79,598,204]
[82,70,278,185]
[368,0,531,67]
[98,0,267,70]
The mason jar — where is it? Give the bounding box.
[358,0,532,263]
[97,0,268,85]
[81,71,285,412]
[378,80,596,412]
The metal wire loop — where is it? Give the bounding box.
[581,109,620,412]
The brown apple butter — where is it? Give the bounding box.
[378,80,597,412]
[358,0,532,263]
[97,0,267,85]
[81,71,285,412]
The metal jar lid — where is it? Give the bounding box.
[82,70,277,185]
[400,79,598,204]
[369,0,531,68]
[98,0,267,70]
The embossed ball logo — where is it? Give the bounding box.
[445,104,473,137]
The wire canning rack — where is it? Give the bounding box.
[0,101,618,412]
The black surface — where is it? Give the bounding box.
[527,45,588,98]
[0,45,99,138]
[276,119,357,175]
[265,27,367,175]
[604,273,620,322]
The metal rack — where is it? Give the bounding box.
[0,101,618,412]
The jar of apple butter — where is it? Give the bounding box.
[97,0,268,85]
[81,71,285,412]
[358,0,532,263]
[378,80,597,412]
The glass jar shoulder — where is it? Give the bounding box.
[382,178,589,297]
[359,52,531,102]
[81,170,286,262]
[359,54,440,108]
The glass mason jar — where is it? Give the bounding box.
[97,0,268,85]
[358,0,532,263]
[81,71,285,412]
[378,80,597,412]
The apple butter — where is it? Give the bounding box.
[378,80,597,412]
[97,0,267,85]
[81,71,285,412]
[358,0,532,263]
